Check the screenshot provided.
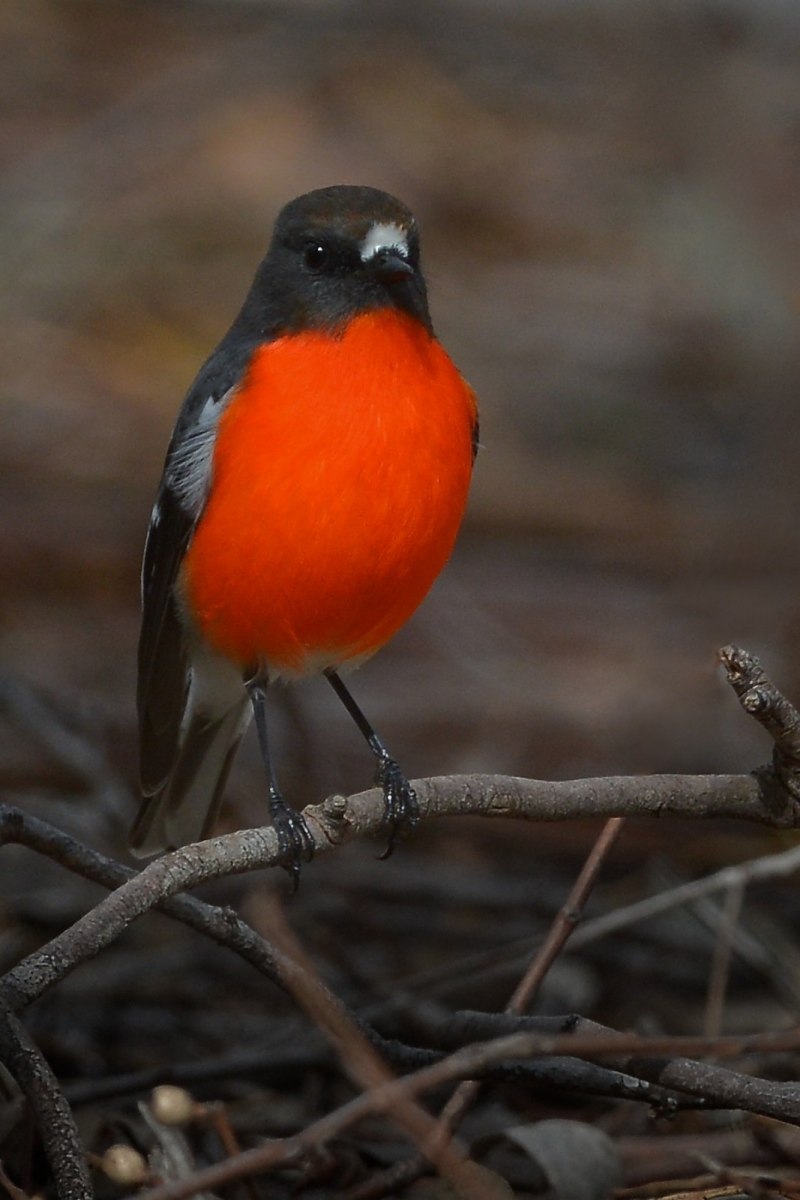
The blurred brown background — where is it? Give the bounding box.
[2,0,800,852]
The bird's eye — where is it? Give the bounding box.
[304,242,330,272]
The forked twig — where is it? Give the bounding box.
[345,819,626,1198]
[2,645,800,1199]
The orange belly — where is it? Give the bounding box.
[182,309,476,677]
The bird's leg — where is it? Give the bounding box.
[325,669,419,857]
[246,677,314,887]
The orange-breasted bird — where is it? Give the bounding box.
[131,185,478,876]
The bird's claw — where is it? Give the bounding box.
[376,755,418,860]
[271,798,315,891]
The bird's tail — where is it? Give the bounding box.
[130,698,251,858]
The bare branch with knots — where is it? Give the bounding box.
[2,645,800,1015]
[3,644,800,1198]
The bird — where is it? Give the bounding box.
[131,184,478,879]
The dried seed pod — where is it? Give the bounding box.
[101,1144,148,1187]
[150,1084,196,1126]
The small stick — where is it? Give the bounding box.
[0,996,93,1200]
[703,879,745,1039]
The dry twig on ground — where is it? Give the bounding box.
[4,645,800,1198]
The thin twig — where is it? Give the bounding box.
[0,807,333,1014]
[721,645,800,799]
[0,996,93,1200]
[134,1020,800,1200]
[6,630,800,1010]
[354,818,626,1200]
[573,839,800,949]
[1,643,798,1200]
[245,897,504,1200]
[510,816,626,1012]
[0,1161,33,1200]
[61,1022,684,1113]
[441,819,626,1136]
[703,879,745,1038]
[0,767,789,1015]
[431,836,800,1001]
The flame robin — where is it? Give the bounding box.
[131,185,478,878]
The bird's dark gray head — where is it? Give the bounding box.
[238,185,432,338]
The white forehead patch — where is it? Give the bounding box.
[359,222,409,262]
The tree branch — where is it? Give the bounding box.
[0,772,794,1015]
[0,996,93,1200]
[720,644,800,799]
[1,765,796,1017]
[2,643,800,1198]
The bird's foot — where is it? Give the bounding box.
[270,795,315,890]
[375,754,419,860]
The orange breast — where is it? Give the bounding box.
[182,309,476,676]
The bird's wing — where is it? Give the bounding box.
[136,333,257,800]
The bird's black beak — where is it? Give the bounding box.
[369,249,415,284]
